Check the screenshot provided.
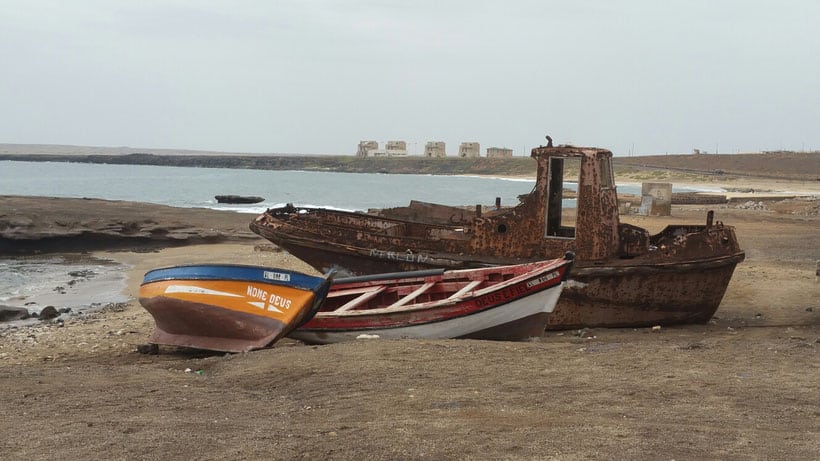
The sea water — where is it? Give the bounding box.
[0,160,550,212]
[0,255,128,327]
[0,159,709,211]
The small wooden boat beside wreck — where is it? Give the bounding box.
[290,256,573,345]
[250,142,746,330]
[139,265,330,352]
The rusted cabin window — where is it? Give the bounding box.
[599,156,614,188]
[544,157,578,239]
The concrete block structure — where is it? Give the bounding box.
[639,182,672,216]
[458,142,480,158]
[486,147,513,158]
[424,141,446,158]
[356,140,379,157]
[357,140,408,157]
[386,140,408,156]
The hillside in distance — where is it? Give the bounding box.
[1,144,817,181]
[613,151,820,181]
[0,144,539,176]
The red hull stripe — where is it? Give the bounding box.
[302,265,566,331]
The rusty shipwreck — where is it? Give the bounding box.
[250,143,745,329]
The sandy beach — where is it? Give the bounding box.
[1,188,818,459]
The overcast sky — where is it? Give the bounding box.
[1,1,818,156]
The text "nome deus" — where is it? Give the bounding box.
[247,285,292,310]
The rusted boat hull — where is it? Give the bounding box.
[265,234,479,276]
[548,256,741,329]
[251,143,746,330]
[290,258,572,344]
[139,265,330,353]
[259,231,741,329]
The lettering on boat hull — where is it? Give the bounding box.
[246,285,292,311]
[370,248,430,264]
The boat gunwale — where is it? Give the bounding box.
[261,203,525,230]
[296,281,563,335]
[315,259,571,318]
[254,223,746,272]
[141,263,328,292]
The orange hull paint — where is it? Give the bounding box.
[138,265,330,353]
[140,279,316,326]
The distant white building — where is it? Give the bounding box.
[360,139,514,158]
[424,141,446,158]
[459,142,480,158]
[486,147,513,158]
[357,140,379,157]
[357,140,409,157]
[385,140,408,156]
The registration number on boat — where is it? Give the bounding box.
[525,271,559,288]
[263,271,291,282]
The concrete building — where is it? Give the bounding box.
[357,140,409,157]
[424,141,446,158]
[385,140,408,156]
[356,140,379,157]
[486,147,513,158]
[458,142,480,158]
[639,182,672,216]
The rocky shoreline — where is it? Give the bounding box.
[0,196,266,329]
[0,195,259,255]
[0,252,131,329]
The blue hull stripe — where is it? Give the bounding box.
[142,264,327,292]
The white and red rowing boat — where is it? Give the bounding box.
[290,254,573,345]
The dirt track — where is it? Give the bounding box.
[0,198,818,460]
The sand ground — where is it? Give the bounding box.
[0,192,818,460]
